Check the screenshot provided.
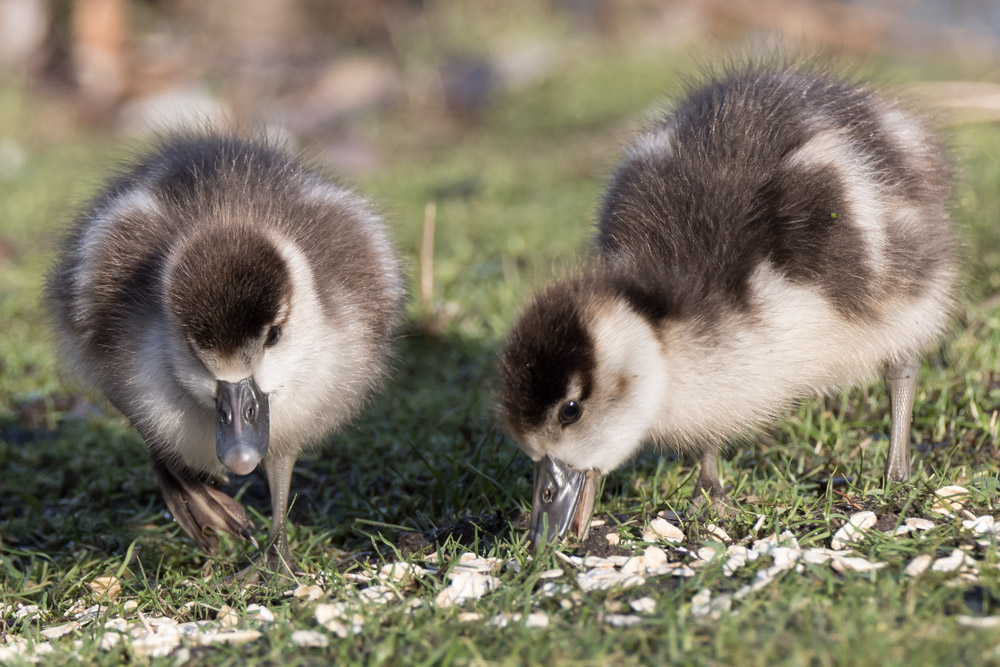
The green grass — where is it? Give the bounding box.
[4,31,1000,665]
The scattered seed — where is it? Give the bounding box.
[452,556,503,574]
[379,562,426,583]
[605,614,642,627]
[291,584,324,601]
[435,572,501,608]
[957,615,1000,629]
[87,576,121,600]
[831,511,876,550]
[358,584,396,605]
[753,531,799,554]
[98,632,121,651]
[131,627,181,658]
[962,515,999,535]
[646,518,684,543]
[246,604,275,623]
[830,556,886,573]
[770,546,801,570]
[315,602,348,625]
[538,568,564,579]
[215,605,239,628]
[177,621,214,637]
[291,630,329,648]
[643,546,669,568]
[696,546,719,563]
[14,605,40,621]
[630,597,656,614]
[932,549,978,574]
[904,517,935,531]
[539,581,573,597]
[490,613,516,628]
[525,612,549,628]
[606,533,621,545]
[40,622,80,640]
[103,618,127,632]
[705,524,731,542]
[457,613,482,623]
[577,569,645,592]
[691,589,732,619]
[930,486,969,517]
[194,629,263,647]
[904,554,933,577]
[802,548,836,565]
[723,546,749,576]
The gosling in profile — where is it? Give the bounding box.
[48,133,405,573]
[498,62,958,546]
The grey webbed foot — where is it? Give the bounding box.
[151,458,255,553]
[884,359,920,483]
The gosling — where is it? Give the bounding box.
[47,133,405,572]
[498,62,958,546]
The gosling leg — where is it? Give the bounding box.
[231,453,301,583]
[884,359,920,483]
[691,449,732,516]
[263,452,300,574]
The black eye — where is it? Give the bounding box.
[264,325,281,348]
[558,400,582,425]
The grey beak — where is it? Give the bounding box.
[215,377,269,476]
[528,456,599,548]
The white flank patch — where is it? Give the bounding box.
[654,259,952,446]
[879,107,930,164]
[73,188,161,317]
[782,128,886,276]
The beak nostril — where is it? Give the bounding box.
[245,404,256,423]
[218,405,231,425]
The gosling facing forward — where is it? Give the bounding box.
[48,133,404,572]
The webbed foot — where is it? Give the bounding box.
[151,458,255,553]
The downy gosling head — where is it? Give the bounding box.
[498,61,958,546]
[48,133,405,574]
